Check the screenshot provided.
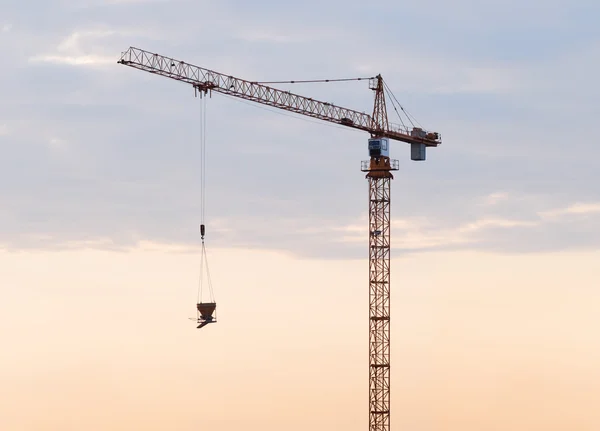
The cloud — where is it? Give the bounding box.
[7,191,587,260]
[1,24,11,33]
[232,23,337,45]
[66,0,170,7]
[438,67,522,95]
[333,215,539,253]
[318,196,600,257]
[48,137,68,151]
[352,52,526,97]
[1,0,599,260]
[104,0,168,3]
[0,124,8,136]
[29,54,114,66]
[458,217,538,233]
[539,202,600,219]
[234,30,315,44]
[480,191,510,206]
[27,28,147,67]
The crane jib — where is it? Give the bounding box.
[117,47,441,147]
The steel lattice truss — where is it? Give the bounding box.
[368,175,392,431]
[118,47,440,146]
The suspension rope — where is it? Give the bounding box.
[383,80,424,129]
[203,242,215,302]
[252,76,375,85]
[383,85,407,130]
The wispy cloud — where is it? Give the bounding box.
[48,137,68,151]
[233,24,337,45]
[1,24,11,33]
[458,217,538,233]
[104,0,167,3]
[335,215,539,252]
[2,0,599,260]
[539,202,600,219]
[28,28,145,67]
[70,0,169,6]
[432,67,522,95]
[317,195,600,256]
[481,192,511,206]
[353,51,526,96]
[234,30,313,44]
[0,124,8,136]
[29,54,114,66]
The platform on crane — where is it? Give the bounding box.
[361,157,398,178]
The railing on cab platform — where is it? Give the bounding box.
[388,122,442,145]
[388,122,411,136]
[361,158,400,172]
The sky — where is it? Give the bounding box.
[1,0,599,430]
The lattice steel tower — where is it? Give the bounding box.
[363,157,396,431]
[361,75,399,431]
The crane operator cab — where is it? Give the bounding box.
[368,137,390,159]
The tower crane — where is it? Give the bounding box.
[117,46,442,431]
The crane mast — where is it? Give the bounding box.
[366,169,393,431]
[117,46,441,431]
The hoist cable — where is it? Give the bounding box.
[198,95,214,304]
[198,239,204,303]
[203,242,215,302]
[201,96,207,226]
[198,97,204,303]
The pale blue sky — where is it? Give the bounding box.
[0,0,599,257]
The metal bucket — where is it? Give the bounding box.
[197,302,216,320]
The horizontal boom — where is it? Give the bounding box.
[118,47,441,147]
